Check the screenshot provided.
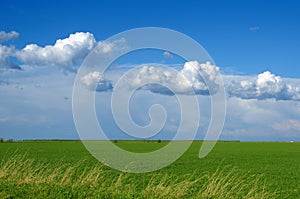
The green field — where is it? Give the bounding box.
[0,141,299,198]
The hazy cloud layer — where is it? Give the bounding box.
[273,119,300,132]
[2,66,300,141]
[227,71,300,101]
[222,97,300,141]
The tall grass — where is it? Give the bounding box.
[0,154,275,198]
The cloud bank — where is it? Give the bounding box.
[1,29,300,102]
[80,62,300,102]
[227,71,300,101]
[273,119,300,132]
[118,61,220,95]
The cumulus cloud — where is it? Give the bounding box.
[121,61,221,95]
[16,32,96,69]
[0,30,19,43]
[81,71,112,92]
[181,61,221,95]
[227,71,300,101]
[163,51,173,59]
[0,31,126,72]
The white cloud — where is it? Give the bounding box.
[272,119,300,132]
[222,97,300,140]
[81,71,112,92]
[0,31,126,72]
[227,71,300,101]
[163,51,173,59]
[94,37,126,55]
[0,30,19,43]
[0,45,21,70]
[16,32,96,69]
[2,30,300,141]
[0,45,14,64]
[120,61,221,95]
[181,61,220,95]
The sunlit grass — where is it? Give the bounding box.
[0,153,275,198]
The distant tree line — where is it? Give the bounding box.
[0,138,13,143]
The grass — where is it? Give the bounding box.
[0,141,299,198]
[0,153,272,198]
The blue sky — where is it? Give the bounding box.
[2,0,300,77]
[1,0,300,141]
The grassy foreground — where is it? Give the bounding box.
[0,141,299,198]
